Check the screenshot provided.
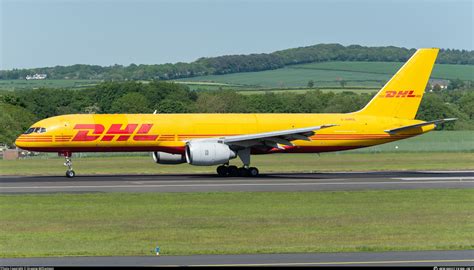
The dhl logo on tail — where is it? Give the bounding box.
[379,90,421,98]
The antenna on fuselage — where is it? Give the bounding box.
[153,110,158,114]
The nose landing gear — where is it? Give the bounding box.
[62,153,75,178]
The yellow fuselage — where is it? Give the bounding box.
[15,113,433,154]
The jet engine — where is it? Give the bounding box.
[152,151,186,164]
[185,141,237,166]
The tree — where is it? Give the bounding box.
[193,90,248,113]
[307,80,314,88]
[324,91,369,113]
[339,80,347,88]
[459,91,474,119]
[425,82,432,92]
[110,92,150,113]
[416,93,467,130]
[156,99,188,113]
[0,103,37,146]
[448,79,465,90]
[432,84,442,92]
[84,103,101,114]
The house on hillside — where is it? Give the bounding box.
[26,73,47,80]
[428,79,449,91]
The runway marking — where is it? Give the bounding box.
[127,176,474,184]
[1,180,473,190]
[397,177,474,181]
[422,170,474,173]
[123,178,354,183]
[158,258,474,267]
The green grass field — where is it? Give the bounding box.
[177,62,473,89]
[350,131,474,153]
[1,189,472,257]
[0,79,101,91]
[178,67,390,88]
[236,88,378,95]
[1,152,473,176]
[292,62,474,81]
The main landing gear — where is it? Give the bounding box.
[216,148,260,177]
[62,153,76,178]
[216,165,259,177]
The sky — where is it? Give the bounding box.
[1,0,472,70]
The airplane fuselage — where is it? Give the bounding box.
[15,113,432,154]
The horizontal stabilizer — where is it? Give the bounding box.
[384,118,457,134]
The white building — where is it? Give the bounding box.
[26,74,47,80]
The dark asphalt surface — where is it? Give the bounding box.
[1,170,473,193]
[1,250,473,266]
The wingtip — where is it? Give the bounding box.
[443,118,458,122]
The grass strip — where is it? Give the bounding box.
[0,189,473,257]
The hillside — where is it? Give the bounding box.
[177,62,474,89]
[1,44,472,81]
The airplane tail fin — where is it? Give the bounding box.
[354,48,439,119]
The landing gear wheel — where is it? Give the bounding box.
[248,167,259,177]
[238,167,249,177]
[63,154,75,178]
[216,165,228,177]
[228,165,239,177]
[66,170,76,178]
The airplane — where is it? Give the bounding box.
[15,48,456,178]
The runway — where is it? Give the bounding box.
[2,250,473,266]
[1,170,473,193]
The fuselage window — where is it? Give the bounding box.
[40,128,46,133]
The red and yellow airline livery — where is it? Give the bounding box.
[15,48,455,177]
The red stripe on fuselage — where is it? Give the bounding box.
[17,145,365,154]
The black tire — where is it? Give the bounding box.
[238,167,249,177]
[66,170,75,178]
[248,167,259,177]
[216,165,228,177]
[228,165,239,177]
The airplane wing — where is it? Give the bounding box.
[203,124,338,149]
[384,118,457,134]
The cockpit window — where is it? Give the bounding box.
[23,127,47,134]
[24,128,35,134]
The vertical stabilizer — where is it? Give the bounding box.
[355,48,439,119]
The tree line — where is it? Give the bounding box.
[1,81,473,146]
[1,44,473,80]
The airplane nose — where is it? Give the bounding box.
[15,135,28,149]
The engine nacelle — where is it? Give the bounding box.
[152,151,186,164]
[185,141,237,166]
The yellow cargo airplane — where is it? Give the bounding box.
[15,48,455,178]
